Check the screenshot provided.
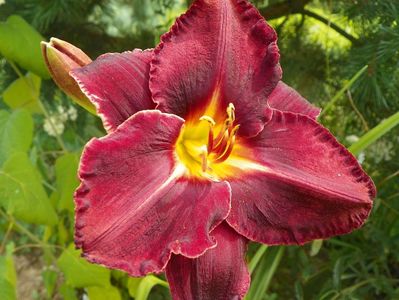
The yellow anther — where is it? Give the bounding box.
[227,103,235,122]
[199,115,216,126]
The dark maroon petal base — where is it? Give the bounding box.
[166,222,250,300]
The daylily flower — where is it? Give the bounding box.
[44,0,376,299]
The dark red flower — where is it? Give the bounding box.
[44,0,376,299]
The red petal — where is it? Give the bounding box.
[267,81,321,119]
[75,111,231,276]
[150,0,281,137]
[166,222,250,300]
[71,50,155,132]
[227,109,375,245]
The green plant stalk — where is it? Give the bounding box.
[7,60,68,153]
[349,110,399,156]
[246,246,285,300]
[249,244,268,274]
[0,209,57,263]
[320,65,368,117]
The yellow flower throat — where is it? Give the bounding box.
[175,103,240,180]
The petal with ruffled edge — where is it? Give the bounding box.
[267,81,321,119]
[75,110,231,276]
[71,50,155,132]
[166,222,250,300]
[150,0,282,137]
[226,108,375,245]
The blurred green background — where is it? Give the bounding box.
[0,0,398,299]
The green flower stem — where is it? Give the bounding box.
[0,209,57,262]
[320,65,368,117]
[0,222,13,254]
[7,60,68,153]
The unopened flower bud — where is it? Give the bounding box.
[41,38,96,114]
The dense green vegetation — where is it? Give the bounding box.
[0,0,398,299]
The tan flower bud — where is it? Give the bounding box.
[41,38,96,114]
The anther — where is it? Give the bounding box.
[199,115,216,126]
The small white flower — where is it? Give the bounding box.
[43,116,65,137]
[357,152,366,164]
[68,106,78,121]
[0,0,5,6]
[345,135,359,144]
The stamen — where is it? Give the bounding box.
[199,115,216,126]
[212,125,240,164]
[200,146,208,172]
[199,115,215,152]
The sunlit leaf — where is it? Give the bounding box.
[349,111,399,155]
[42,269,58,298]
[0,15,49,78]
[0,109,33,166]
[310,239,323,256]
[127,275,169,300]
[59,283,78,300]
[246,246,285,300]
[57,244,110,288]
[0,244,16,300]
[2,73,42,114]
[0,152,58,225]
[55,153,80,212]
[87,285,122,300]
[0,279,16,300]
[127,277,141,298]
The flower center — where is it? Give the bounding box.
[175,103,240,179]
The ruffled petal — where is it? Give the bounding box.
[150,0,281,137]
[71,50,155,132]
[75,110,231,276]
[267,81,321,119]
[226,109,375,245]
[166,222,250,300]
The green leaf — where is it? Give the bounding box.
[349,111,399,156]
[55,153,80,212]
[87,285,122,300]
[2,73,42,114]
[0,15,50,78]
[320,65,368,117]
[0,109,33,166]
[0,279,16,300]
[57,244,110,288]
[249,244,268,274]
[310,239,323,257]
[127,277,142,298]
[246,246,285,300]
[59,283,78,300]
[0,244,16,300]
[42,269,58,298]
[0,152,58,225]
[0,244,16,287]
[127,276,169,300]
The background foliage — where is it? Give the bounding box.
[0,0,398,299]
